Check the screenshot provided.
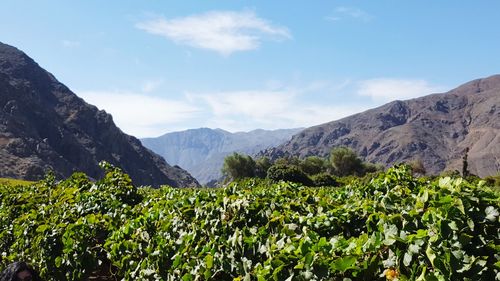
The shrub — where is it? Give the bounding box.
[299,156,328,176]
[266,164,313,186]
[329,146,363,176]
[221,153,256,180]
[311,172,338,187]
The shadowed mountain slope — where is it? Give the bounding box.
[0,42,198,187]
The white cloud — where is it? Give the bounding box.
[141,79,163,93]
[357,78,444,102]
[136,10,291,56]
[61,40,80,48]
[327,7,372,22]
[189,89,368,132]
[78,91,200,137]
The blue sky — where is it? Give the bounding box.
[2,1,500,137]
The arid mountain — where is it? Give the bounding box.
[0,42,198,187]
[262,75,500,177]
[141,128,302,184]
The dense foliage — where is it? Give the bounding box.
[266,164,313,186]
[222,153,257,180]
[0,164,499,280]
[221,148,382,186]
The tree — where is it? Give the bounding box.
[462,147,470,177]
[221,153,256,180]
[255,157,272,178]
[299,156,328,176]
[274,156,301,166]
[329,147,363,176]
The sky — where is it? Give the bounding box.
[1,1,500,138]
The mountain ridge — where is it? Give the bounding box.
[0,42,199,187]
[261,75,500,177]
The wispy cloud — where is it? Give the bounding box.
[136,10,291,56]
[141,79,163,93]
[189,87,367,132]
[326,7,373,22]
[76,77,444,137]
[78,90,200,137]
[357,78,445,102]
[61,40,80,48]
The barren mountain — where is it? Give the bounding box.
[262,75,500,177]
[0,42,198,187]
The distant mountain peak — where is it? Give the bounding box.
[141,127,303,184]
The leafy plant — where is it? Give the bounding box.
[0,165,498,280]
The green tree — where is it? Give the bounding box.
[299,156,328,176]
[329,147,363,176]
[222,153,256,180]
[274,156,301,166]
[255,157,272,178]
[462,147,470,177]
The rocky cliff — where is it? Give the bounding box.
[0,42,199,187]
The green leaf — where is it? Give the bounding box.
[304,252,314,267]
[331,256,357,272]
[416,266,427,281]
[426,244,436,267]
[172,254,182,268]
[182,273,193,281]
[205,254,214,269]
[294,262,304,270]
[454,198,465,214]
[36,224,49,233]
[55,257,62,268]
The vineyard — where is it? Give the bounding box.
[0,163,499,280]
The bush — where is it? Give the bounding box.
[266,164,313,186]
[329,146,364,176]
[311,172,338,187]
[299,156,328,176]
[221,153,256,180]
[484,174,500,189]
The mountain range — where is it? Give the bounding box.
[1,41,498,185]
[0,42,198,187]
[141,128,301,184]
[261,75,500,177]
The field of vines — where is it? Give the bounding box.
[0,162,499,280]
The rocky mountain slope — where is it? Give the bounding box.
[262,75,500,177]
[0,42,198,187]
[141,128,302,184]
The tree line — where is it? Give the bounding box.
[221,147,384,186]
